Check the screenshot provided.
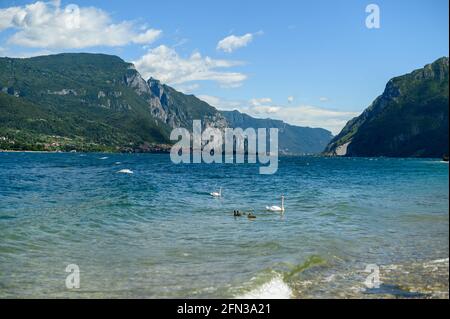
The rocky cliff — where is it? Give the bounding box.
[324,57,449,158]
[0,52,333,154]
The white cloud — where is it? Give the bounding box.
[176,83,200,94]
[134,45,247,87]
[197,95,225,107]
[287,96,294,103]
[252,105,280,114]
[0,1,161,49]
[251,104,358,134]
[197,95,242,110]
[319,97,329,102]
[217,32,256,53]
[250,97,272,106]
[0,6,23,31]
[132,29,162,45]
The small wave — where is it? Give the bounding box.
[0,215,16,220]
[424,161,448,164]
[99,157,109,160]
[426,257,449,264]
[235,256,326,299]
[236,275,292,299]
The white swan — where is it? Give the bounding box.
[266,195,285,212]
[118,169,133,174]
[210,187,222,197]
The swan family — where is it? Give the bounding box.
[233,210,257,219]
[211,187,285,214]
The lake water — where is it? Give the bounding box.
[0,153,448,298]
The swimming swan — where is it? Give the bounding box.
[210,187,222,197]
[118,169,134,174]
[266,195,285,212]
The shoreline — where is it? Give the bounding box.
[0,150,64,153]
[0,149,447,160]
[0,149,171,154]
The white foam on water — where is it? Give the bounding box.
[323,274,336,282]
[117,169,133,174]
[383,265,399,271]
[99,157,109,160]
[425,161,448,164]
[429,258,449,264]
[236,276,292,299]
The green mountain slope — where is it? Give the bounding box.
[324,57,449,157]
[0,53,171,151]
[0,52,333,153]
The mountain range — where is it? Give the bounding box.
[1,53,448,158]
[222,110,332,154]
[0,53,332,154]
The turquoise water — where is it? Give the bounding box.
[0,153,448,298]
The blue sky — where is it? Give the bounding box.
[0,0,448,134]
